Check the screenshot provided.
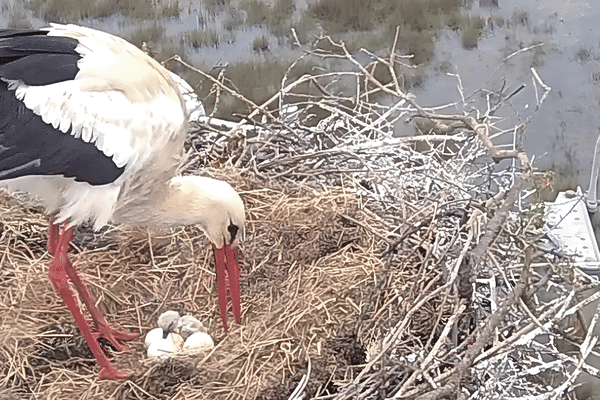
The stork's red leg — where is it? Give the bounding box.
[48,217,60,255]
[225,245,242,324]
[48,226,133,380]
[64,259,139,352]
[50,219,137,351]
[213,245,229,331]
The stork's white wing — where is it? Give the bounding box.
[7,78,185,170]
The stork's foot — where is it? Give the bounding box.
[97,365,134,380]
[93,321,139,353]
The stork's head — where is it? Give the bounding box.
[165,175,245,330]
[166,175,245,248]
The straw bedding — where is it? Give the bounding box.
[0,168,391,399]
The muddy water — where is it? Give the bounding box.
[418,1,600,197]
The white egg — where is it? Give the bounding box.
[183,332,215,353]
[144,327,164,349]
[177,315,206,340]
[157,310,180,333]
[147,337,176,358]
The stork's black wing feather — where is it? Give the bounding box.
[0,29,80,85]
[0,29,125,186]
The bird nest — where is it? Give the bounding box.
[2,37,589,400]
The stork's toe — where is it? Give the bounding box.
[93,321,139,353]
[97,365,134,380]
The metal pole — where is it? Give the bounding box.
[586,134,600,214]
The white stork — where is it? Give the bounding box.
[0,24,245,380]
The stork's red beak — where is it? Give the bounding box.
[213,244,241,331]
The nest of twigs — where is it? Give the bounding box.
[2,35,595,400]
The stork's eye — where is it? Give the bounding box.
[227,221,239,243]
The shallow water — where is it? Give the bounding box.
[419,1,600,197]
[1,1,598,196]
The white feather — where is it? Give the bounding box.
[81,120,93,142]
[6,79,185,170]
[1,176,120,229]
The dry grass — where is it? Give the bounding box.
[0,168,397,399]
